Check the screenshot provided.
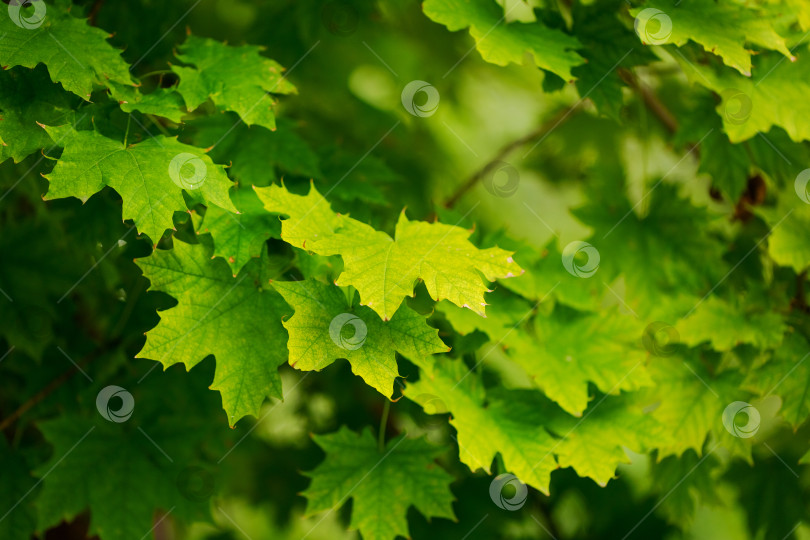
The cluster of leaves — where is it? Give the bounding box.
[2,0,810,539]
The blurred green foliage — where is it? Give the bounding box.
[2,0,810,539]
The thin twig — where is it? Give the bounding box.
[618,68,678,134]
[444,104,582,208]
[378,399,390,452]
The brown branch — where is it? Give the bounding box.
[444,104,582,209]
[618,67,678,134]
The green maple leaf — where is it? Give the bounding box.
[630,0,793,76]
[697,130,750,200]
[677,100,751,200]
[748,128,809,187]
[508,307,652,417]
[573,183,725,314]
[108,82,187,123]
[758,195,810,274]
[743,332,810,429]
[0,438,36,540]
[676,296,786,351]
[303,427,455,540]
[405,358,559,493]
[679,49,810,143]
[500,240,604,312]
[42,125,237,242]
[546,398,664,487]
[650,451,723,525]
[0,2,132,99]
[731,455,807,540]
[172,35,296,131]
[254,182,341,250]
[423,0,584,80]
[318,147,399,206]
[316,214,523,321]
[634,354,749,460]
[571,2,657,120]
[256,183,523,320]
[272,279,448,398]
[407,358,664,489]
[190,116,322,186]
[136,239,291,426]
[435,289,532,343]
[0,67,75,164]
[35,416,206,540]
[199,185,281,275]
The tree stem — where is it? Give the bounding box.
[618,68,678,134]
[378,400,390,452]
[138,70,174,79]
[123,114,132,147]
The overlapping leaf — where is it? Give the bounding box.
[676,296,786,351]
[743,332,810,429]
[36,416,208,540]
[43,126,236,242]
[758,194,810,273]
[0,67,74,164]
[571,3,657,119]
[253,183,342,250]
[199,185,280,275]
[303,428,455,540]
[190,116,322,186]
[0,1,133,98]
[108,82,187,123]
[256,183,523,320]
[423,0,584,80]
[136,239,291,425]
[633,353,750,460]
[649,451,723,525]
[405,358,560,493]
[573,184,726,316]
[679,49,810,143]
[172,35,296,131]
[631,0,793,76]
[508,307,652,416]
[544,398,663,486]
[273,279,448,397]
